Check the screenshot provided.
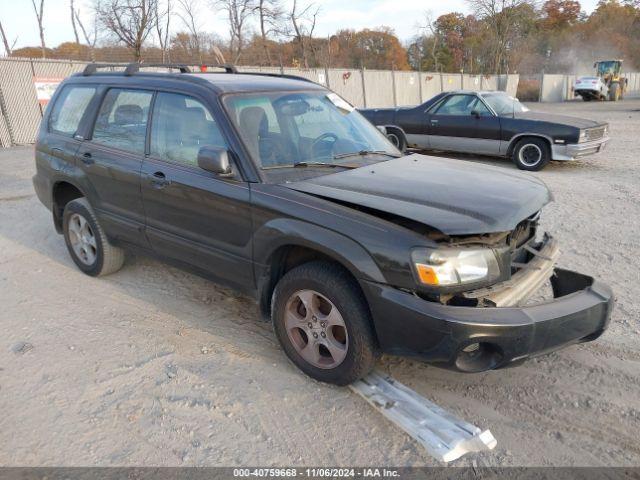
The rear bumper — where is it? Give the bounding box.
[552,137,609,161]
[33,172,52,210]
[363,268,613,372]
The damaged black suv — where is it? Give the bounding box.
[33,64,613,385]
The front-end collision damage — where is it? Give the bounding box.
[461,234,559,307]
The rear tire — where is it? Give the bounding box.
[271,261,379,385]
[609,82,620,101]
[512,137,551,171]
[62,198,124,276]
[385,128,407,152]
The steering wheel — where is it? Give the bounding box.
[309,132,339,158]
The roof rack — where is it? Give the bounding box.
[82,63,127,76]
[82,62,193,76]
[80,62,316,85]
[125,63,192,75]
[196,64,239,73]
[82,62,241,76]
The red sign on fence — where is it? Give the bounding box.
[33,77,63,106]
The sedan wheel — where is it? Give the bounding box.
[386,132,400,148]
[512,137,550,171]
[518,144,542,168]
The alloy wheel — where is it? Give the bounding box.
[284,289,349,369]
[67,213,97,265]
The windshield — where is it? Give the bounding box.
[223,90,400,180]
[481,92,529,116]
[596,61,620,76]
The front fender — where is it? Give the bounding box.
[253,218,387,285]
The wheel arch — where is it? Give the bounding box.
[506,133,553,157]
[51,180,87,233]
[254,220,386,325]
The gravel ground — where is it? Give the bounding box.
[1,99,639,467]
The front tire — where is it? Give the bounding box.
[512,137,551,171]
[271,261,379,385]
[63,198,124,276]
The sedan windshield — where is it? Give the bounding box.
[223,90,400,179]
[481,92,529,116]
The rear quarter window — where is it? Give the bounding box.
[48,85,96,136]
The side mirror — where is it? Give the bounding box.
[198,146,232,176]
[471,110,480,118]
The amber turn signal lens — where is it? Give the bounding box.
[415,264,439,285]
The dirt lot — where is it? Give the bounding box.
[1,99,639,467]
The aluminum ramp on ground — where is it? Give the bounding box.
[350,371,497,463]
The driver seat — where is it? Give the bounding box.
[239,106,296,167]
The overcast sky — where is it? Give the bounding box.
[0,0,602,53]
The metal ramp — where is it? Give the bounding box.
[350,371,497,463]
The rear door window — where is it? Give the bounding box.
[48,85,96,136]
[91,88,153,154]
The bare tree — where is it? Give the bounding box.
[289,0,319,68]
[466,0,535,73]
[420,11,442,72]
[75,7,99,60]
[213,0,255,64]
[0,20,17,56]
[155,0,172,62]
[176,0,202,63]
[31,0,47,58]
[70,0,80,44]
[254,0,282,65]
[95,0,159,60]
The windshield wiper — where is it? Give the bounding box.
[333,150,402,160]
[292,161,358,169]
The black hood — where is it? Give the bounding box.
[285,154,552,235]
[512,111,603,128]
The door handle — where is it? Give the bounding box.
[149,171,171,189]
[430,119,439,125]
[80,151,94,165]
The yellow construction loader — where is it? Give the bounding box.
[573,59,628,101]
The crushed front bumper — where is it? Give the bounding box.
[363,268,613,372]
[552,137,609,161]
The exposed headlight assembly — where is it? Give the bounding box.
[411,247,501,288]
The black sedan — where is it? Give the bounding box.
[360,90,609,171]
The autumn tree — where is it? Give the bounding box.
[330,28,409,70]
[466,0,538,73]
[541,0,581,29]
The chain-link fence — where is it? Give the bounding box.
[0,57,519,147]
